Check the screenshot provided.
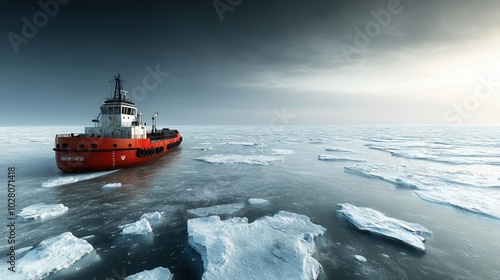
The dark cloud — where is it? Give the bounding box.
[1,0,499,125]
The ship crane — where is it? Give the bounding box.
[151,112,159,134]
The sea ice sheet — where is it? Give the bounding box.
[345,164,500,219]
[337,203,432,252]
[188,211,326,280]
[18,203,68,220]
[125,266,173,280]
[196,154,282,165]
[1,232,94,280]
[187,203,245,217]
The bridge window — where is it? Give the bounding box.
[132,109,136,115]
[114,106,120,114]
[101,107,108,114]
[126,107,132,115]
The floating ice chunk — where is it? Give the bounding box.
[119,218,152,235]
[337,203,432,252]
[125,266,173,280]
[140,211,162,221]
[102,182,122,188]
[188,211,326,280]
[318,155,365,162]
[271,149,294,155]
[4,232,94,280]
[248,198,269,205]
[192,146,214,151]
[354,255,367,262]
[225,142,266,147]
[18,203,68,220]
[41,170,117,187]
[196,154,283,165]
[187,203,245,217]
[325,147,353,152]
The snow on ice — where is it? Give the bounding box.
[337,203,432,252]
[187,203,245,217]
[18,203,68,220]
[187,211,326,280]
[125,266,173,280]
[196,154,283,165]
[1,232,94,280]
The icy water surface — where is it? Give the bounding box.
[0,125,499,279]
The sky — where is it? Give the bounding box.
[1,0,500,126]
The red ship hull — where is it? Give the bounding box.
[54,131,182,173]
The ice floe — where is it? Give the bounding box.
[345,164,500,219]
[125,266,173,280]
[140,211,162,221]
[225,141,266,147]
[187,203,245,217]
[188,211,326,280]
[318,155,365,162]
[119,218,152,235]
[196,154,283,165]
[41,170,117,187]
[3,232,94,280]
[192,146,214,151]
[365,143,500,165]
[415,187,500,220]
[325,147,353,152]
[118,212,164,235]
[102,182,122,188]
[354,255,367,262]
[18,203,68,220]
[271,149,294,155]
[248,198,269,205]
[337,203,432,252]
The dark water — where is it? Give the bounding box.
[1,126,499,279]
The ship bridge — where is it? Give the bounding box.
[84,73,147,139]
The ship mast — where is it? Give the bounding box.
[112,73,126,101]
